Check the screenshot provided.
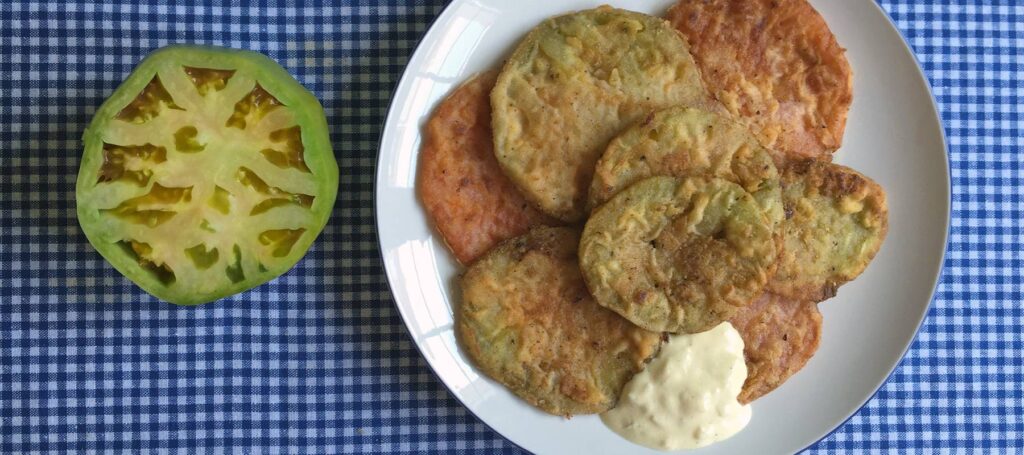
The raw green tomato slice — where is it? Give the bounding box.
[76,45,338,305]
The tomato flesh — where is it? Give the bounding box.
[77,46,338,305]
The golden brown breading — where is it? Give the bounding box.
[492,6,711,222]
[417,71,555,264]
[667,0,853,163]
[579,176,777,333]
[589,106,783,227]
[770,159,888,302]
[729,292,822,403]
[458,226,663,416]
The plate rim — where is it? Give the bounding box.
[371,0,532,452]
[372,0,953,453]
[791,1,952,450]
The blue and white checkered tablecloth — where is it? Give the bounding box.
[0,1,1020,453]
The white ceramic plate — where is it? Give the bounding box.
[375,1,950,453]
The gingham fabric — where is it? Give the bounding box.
[0,1,1019,453]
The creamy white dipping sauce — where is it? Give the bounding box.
[600,322,751,450]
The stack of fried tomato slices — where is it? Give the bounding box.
[417,1,888,417]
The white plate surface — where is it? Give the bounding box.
[375,1,950,453]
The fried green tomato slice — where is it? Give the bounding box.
[458,226,663,417]
[580,177,777,334]
[770,159,888,302]
[589,106,783,227]
[76,46,338,305]
[491,6,711,222]
[667,0,853,164]
[418,71,555,265]
[729,292,822,403]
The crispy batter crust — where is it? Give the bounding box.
[492,6,711,222]
[458,226,663,416]
[770,159,888,302]
[580,176,777,333]
[589,106,783,226]
[417,71,554,264]
[730,292,822,403]
[668,0,853,163]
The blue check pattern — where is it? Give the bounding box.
[0,1,1019,453]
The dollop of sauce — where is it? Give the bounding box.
[600,322,751,450]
